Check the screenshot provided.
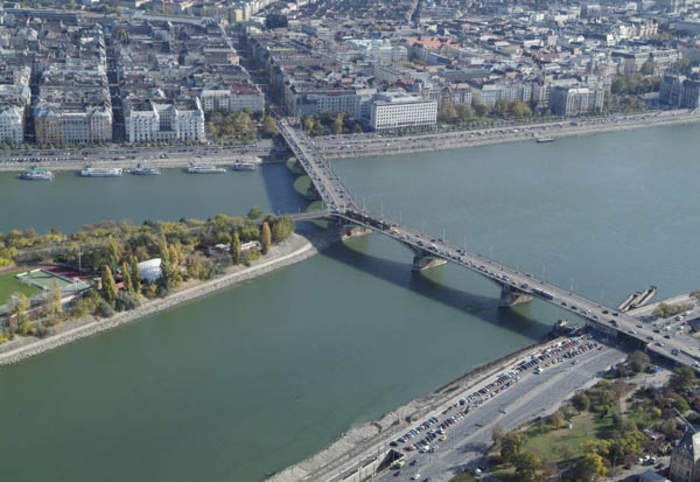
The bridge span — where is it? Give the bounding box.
[277,118,700,368]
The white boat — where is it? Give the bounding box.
[80,167,123,177]
[535,136,555,143]
[186,165,227,174]
[19,167,54,180]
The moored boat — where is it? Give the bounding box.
[535,136,555,143]
[19,167,54,181]
[186,164,226,174]
[230,162,257,171]
[130,164,161,175]
[80,167,123,177]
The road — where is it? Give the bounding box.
[276,119,700,370]
[376,343,628,482]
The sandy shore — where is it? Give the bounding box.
[0,230,336,367]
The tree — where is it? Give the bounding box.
[474,103,489,117]
[122,261,133,293]
[333,112,345,135]
[101,265,117,306]
[512,451,542,482]
[46,279,62,317]
[641,59,655,76]
[572,392,590,411]
[262,115,277,137]
[501,432,526,464]
[670,366,696,395]
[261,221,271,254]
[549,411,565,428]
[247,205,262,220]
[115,291,140,312]
[232,231,241,265]
[508,100,531,118]
[628,350,650,373]
[8,292,30,335]
[573,452,608,480]
[492,423,505,446]
[440,104,457,123]
[303,115,314,132]
[130,256,142,293]
[271,215,294,242]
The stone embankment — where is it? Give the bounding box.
[0,229,338,367]
[318,110,700,159]
[268,337,567,482]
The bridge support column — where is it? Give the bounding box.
[499,284,533,307]
[340,225,372,240]
[412,252,447,271]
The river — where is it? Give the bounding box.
[0,124,699,481]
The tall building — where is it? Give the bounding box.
[549,85,605,116]
[369,92,437,131]
[660,73,700,109]
[124,96,205,143]
[200,84,265,113]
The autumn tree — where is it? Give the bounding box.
[130,256,142,293]
[262,115,277,137]
[232,231,241,265]
[121,261,132,293]
[8,292,30,335]
[101,265,117,306]
[46,279,63,317]
[261,221,271,254]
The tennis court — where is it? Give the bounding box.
[17,269,91,295]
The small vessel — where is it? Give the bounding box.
[186,164,226,174]
[230,162,257,171]
[19,167,53,180]
[130,164,161,175]
[535,136,555,143]
[80,167,123,177]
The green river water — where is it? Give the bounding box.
[0,124,699,481]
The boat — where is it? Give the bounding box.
[19,167,54,181]
[186,164,226,174]
[230,162,257,171]
[80,167,123,177]
[130,164,161,175]
[535,136,555,143]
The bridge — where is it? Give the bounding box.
[277,118,700,368]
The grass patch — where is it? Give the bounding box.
[523,410,612,466]
[293,175,313,198]
[0,272,41,305]
[450,471,478,482]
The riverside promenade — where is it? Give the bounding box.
[315,109,700,159]
[0,229,337,367]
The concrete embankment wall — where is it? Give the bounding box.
[0,231,336,367]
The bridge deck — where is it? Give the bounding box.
[277,119,699,368]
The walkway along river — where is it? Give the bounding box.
[0,123,699,481]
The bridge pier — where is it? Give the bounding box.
[412,251,447,271]
[340,225,372,240]
[499,284,533,307]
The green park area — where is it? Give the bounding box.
[0,272,40,305]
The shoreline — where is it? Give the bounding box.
[319,110,700,159]
[0,229,336,367]
[268,334,577,482]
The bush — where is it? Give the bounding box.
[572,392,590,411]
[115,291,141,312]
[95,299,115,318]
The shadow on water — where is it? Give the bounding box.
[259,163,307,215]
[315,233,552,335]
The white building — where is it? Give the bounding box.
[549,85,605,116]
[0,106,23,145]
[137,258,163,284]
[200,84,265,113]
[369,92,437,131]
[124,96,205,143]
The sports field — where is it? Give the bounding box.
[18,269,90,294]
[0,272,41,305]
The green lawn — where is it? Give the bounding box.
[523,410,612,466]
[0,272,41,305]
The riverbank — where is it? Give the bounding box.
[0,229,338,367]
[269,333,579,481]
[318,110,700,159]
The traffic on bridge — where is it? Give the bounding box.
[277,119,700,369]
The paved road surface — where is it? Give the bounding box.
[377,344,628,482]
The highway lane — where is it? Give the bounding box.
[376,343,628,482]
